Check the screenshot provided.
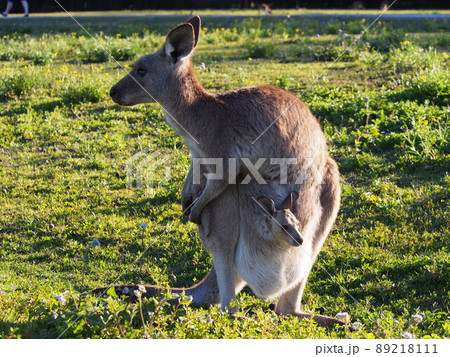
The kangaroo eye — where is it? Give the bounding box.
[282,225,289,230]
[136,68,147,77]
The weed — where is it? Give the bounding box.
[62,81,105,105]
[271,73,293,90]
[401,113,449,159]
[391,43,447,73]
[396,68,450,106]
[358,49,385,67]
[246,42,276,58]
[0,72,38,100]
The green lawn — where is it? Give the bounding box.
[0,14,448,338]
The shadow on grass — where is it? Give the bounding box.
[0,99,63,115]
[32,100,64,113]
[93,190,181,222]
[0,320,63,338]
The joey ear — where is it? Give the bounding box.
[186,16,201,47]
[257,197,276,216]
[280,191,299,210]
[164,23,195,62]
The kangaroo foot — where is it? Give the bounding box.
[288,311,349,328]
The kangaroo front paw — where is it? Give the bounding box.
[188,204,202,225]
[189,211,202,225]
[181,198,193,218]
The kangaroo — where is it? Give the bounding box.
[94,158,344,327]
[106,17,344,327]
[258,3,273,15]
[380,0,390,10]
[351,1,366,9]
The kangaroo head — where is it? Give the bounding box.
[257,192,303,247]
[110,16,201,106]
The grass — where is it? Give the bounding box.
[0,14,448,339]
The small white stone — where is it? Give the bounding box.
[402,332,413,339]
[336,312,350,321]
[55,293,67,303]
[196,62,206,70]
[411,314,423,323]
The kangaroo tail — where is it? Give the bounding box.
[92,267,221,306]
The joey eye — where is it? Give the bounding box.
[136,68,147,77]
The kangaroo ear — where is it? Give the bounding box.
[186,16,201,47]
[164,23,195,62]
[280,191,299,210]
[257,197,275,216]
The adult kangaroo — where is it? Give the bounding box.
[107,16,344,327]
